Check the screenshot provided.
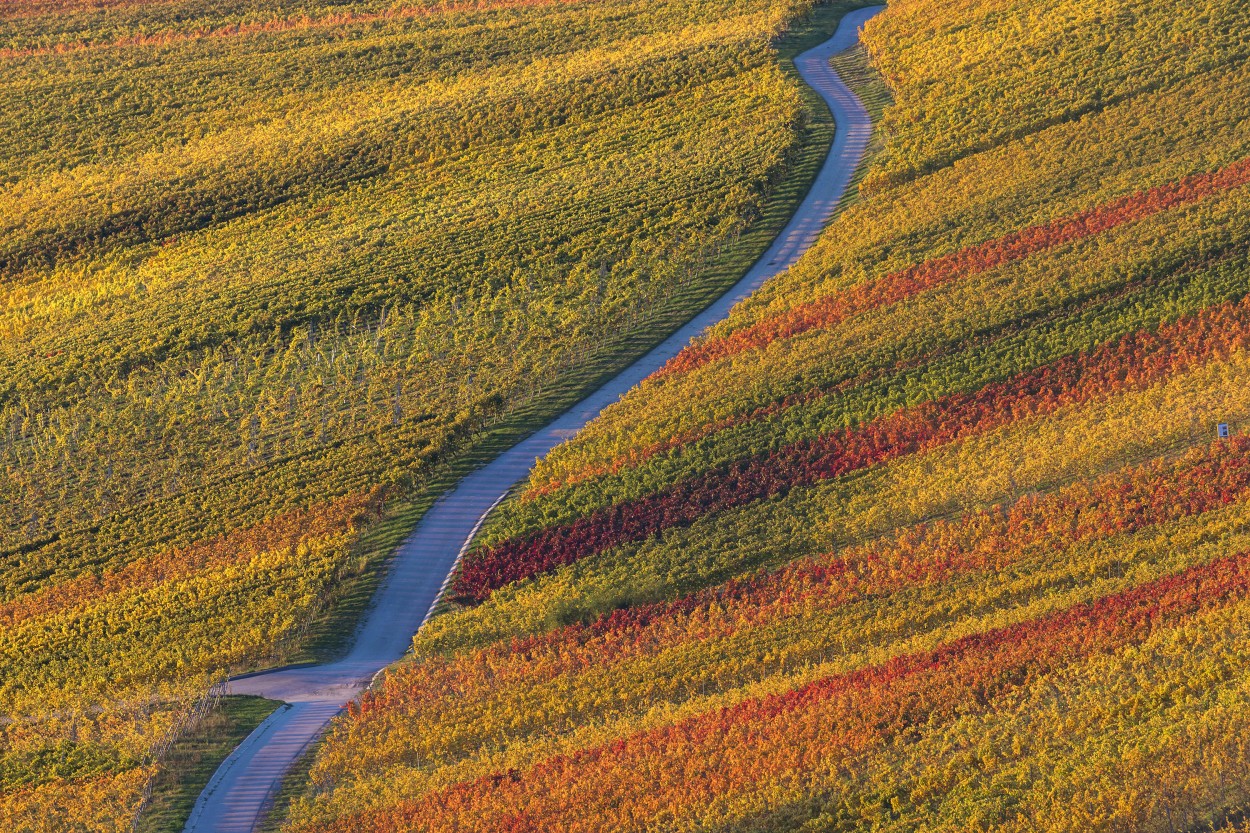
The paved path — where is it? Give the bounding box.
[183,7,883,830]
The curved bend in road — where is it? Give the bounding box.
[183,7,883,831]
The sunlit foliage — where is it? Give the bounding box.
[291,0,1250,829]
[0,0,832,824]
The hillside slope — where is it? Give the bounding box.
[173,6,883,831]
[288,0,1250,830]
[0,0,843,828]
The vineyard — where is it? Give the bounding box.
[286,0,1250,829]
[0,0,845,827]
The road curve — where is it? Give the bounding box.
[184,7,883,831]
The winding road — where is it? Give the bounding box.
[182,7,883,831]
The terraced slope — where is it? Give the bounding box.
[287,0,1250,830]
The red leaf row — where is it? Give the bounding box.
[355,437,1250,729]
[656,156,1250,379]
[326,550,1250,833]
[453,295,1250,602]
[0,0,590,59]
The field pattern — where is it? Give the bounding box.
[290,0,1250,829]
[0,0,838,827]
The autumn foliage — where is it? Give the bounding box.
[313,552,1250,833]
[456,295,1250,601]
[1,0,836,823]
[292,0,1250,829]
[657,156,1250,379]
[0,0,590,59]
[657,156,1250,378]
